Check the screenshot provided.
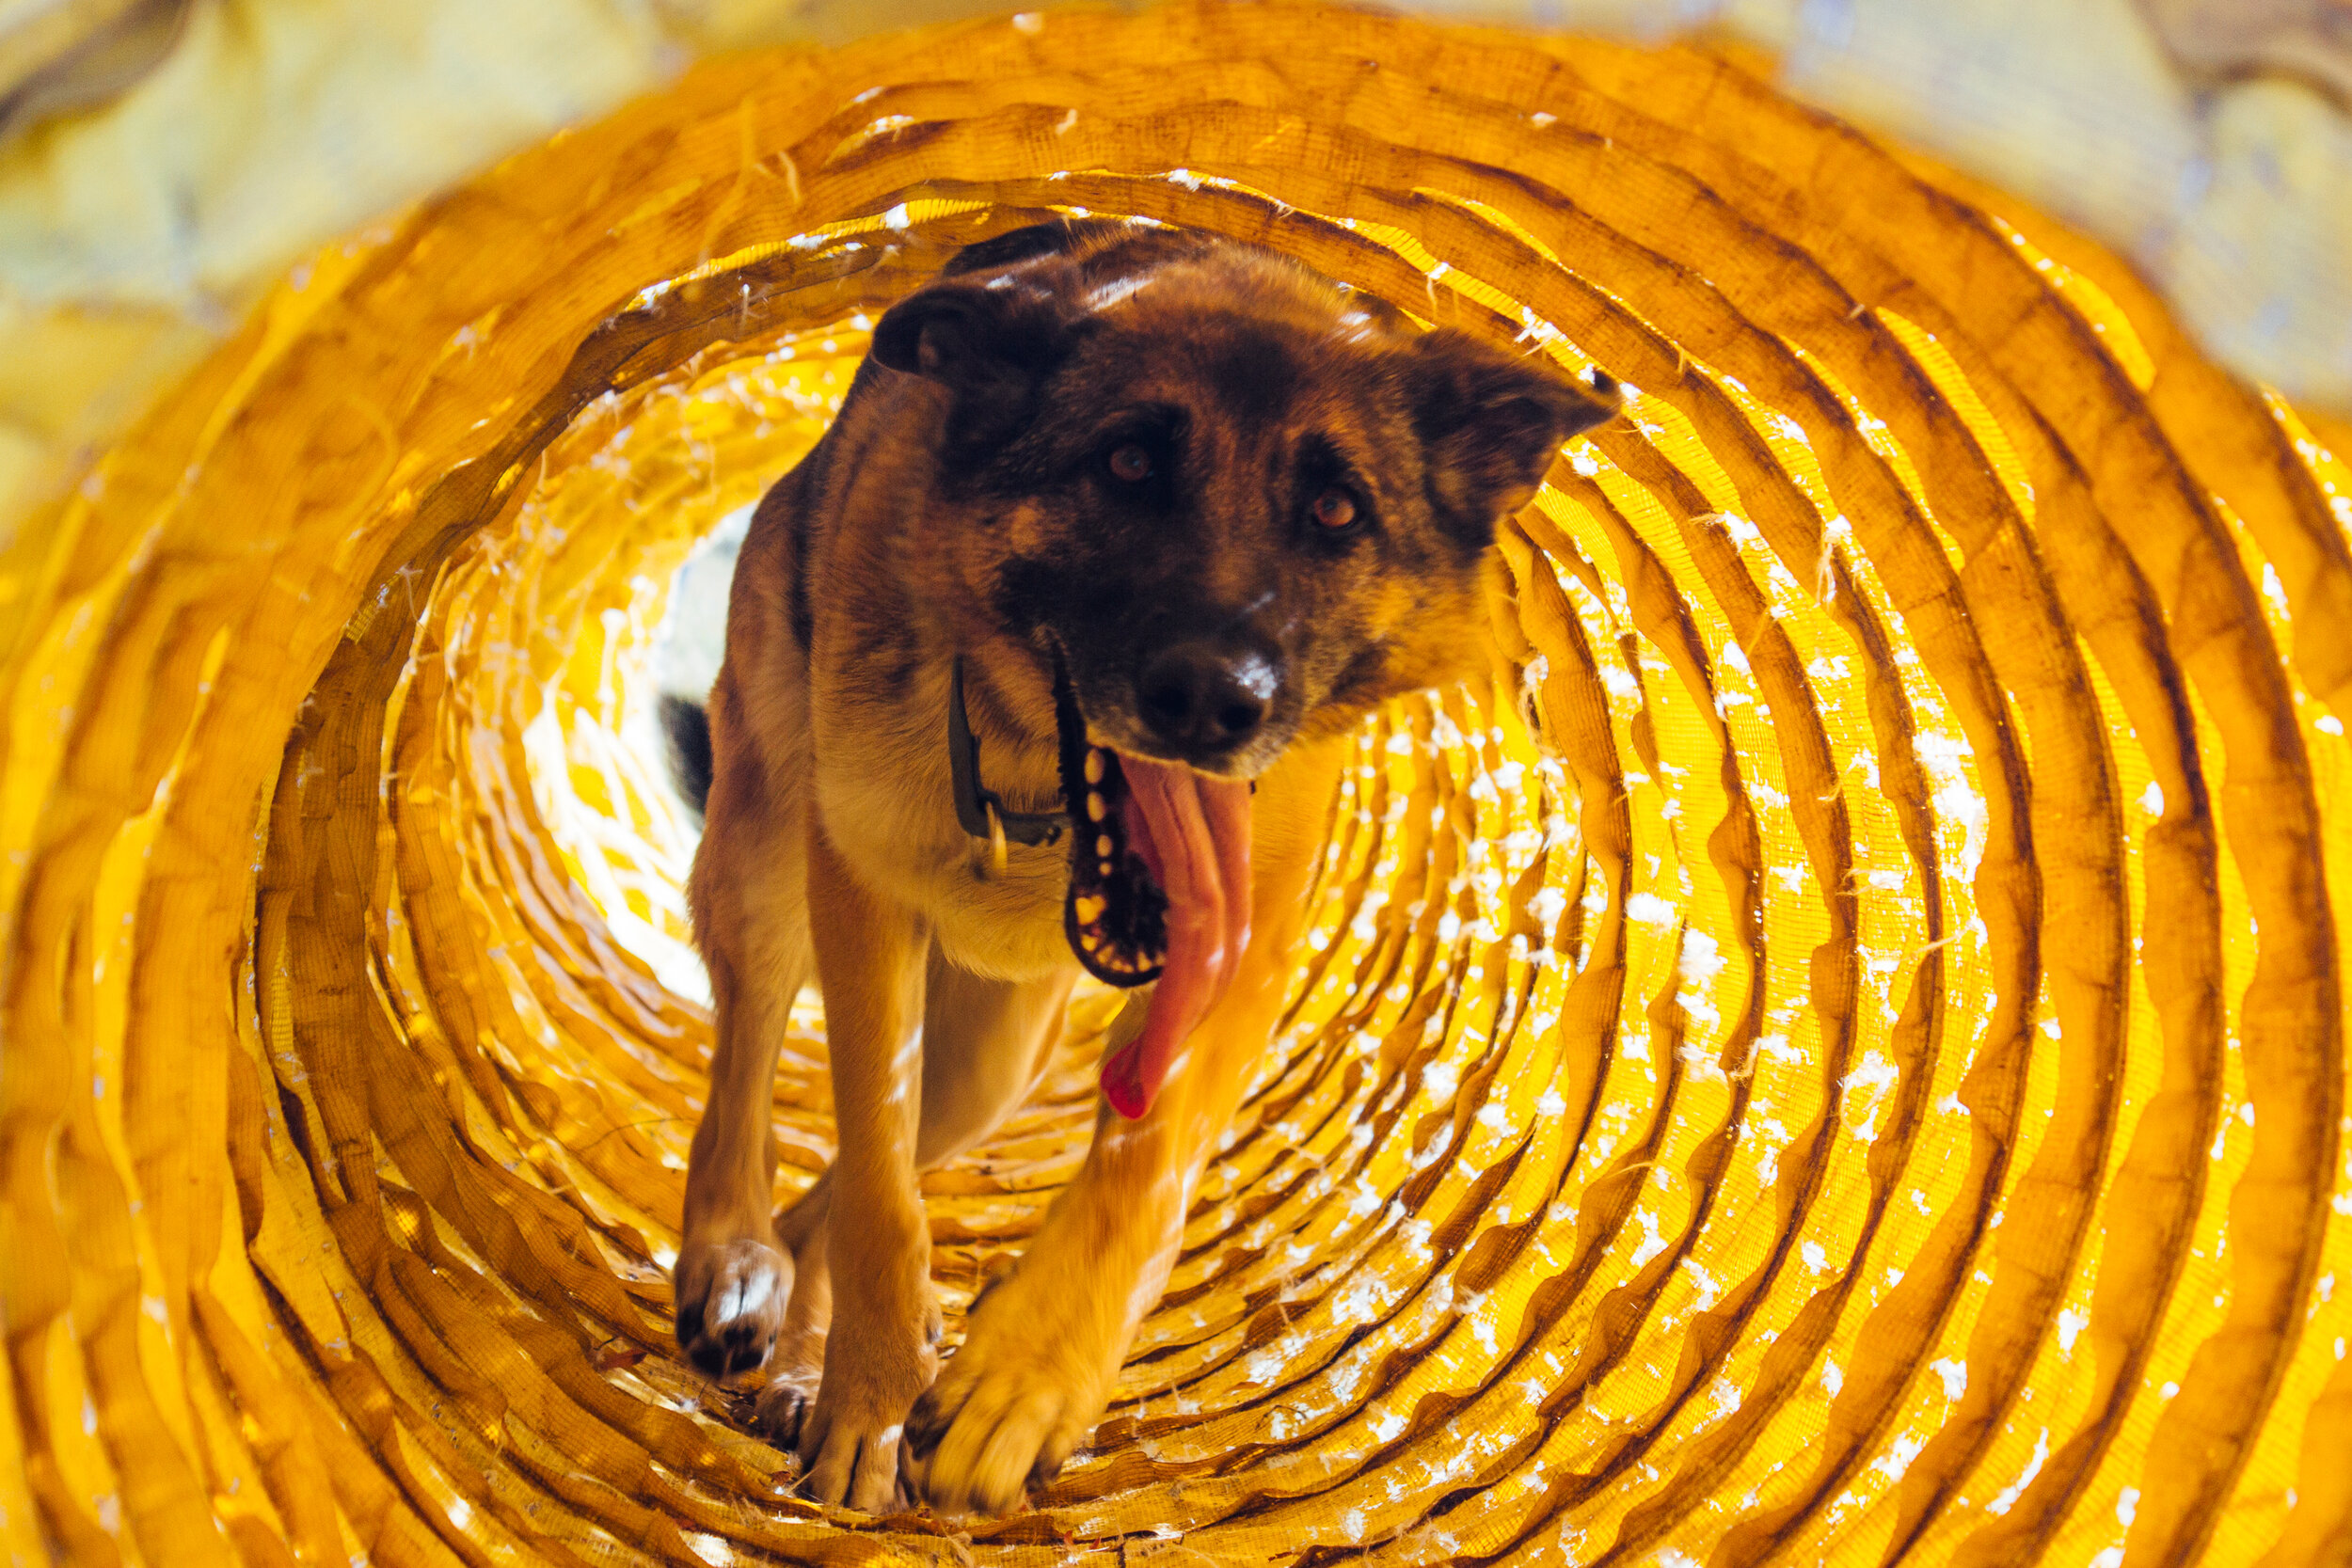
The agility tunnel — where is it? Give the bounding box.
[4,3,2350,1562]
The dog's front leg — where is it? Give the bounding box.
[676,738,809,1380]
[903,737,1343,1513]
[796,816,938,1512]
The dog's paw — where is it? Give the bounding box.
[751,1325,828,1449]
[796,1321,938,1513]
[673,1236,790,1378]
[902,1263,1108,1514]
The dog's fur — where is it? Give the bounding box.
[673,219,1617,1514]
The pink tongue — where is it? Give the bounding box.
[1100,758,1254,1119]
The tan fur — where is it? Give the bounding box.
[673,220,1616,1514]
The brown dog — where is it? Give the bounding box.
[671,218,1617,1514]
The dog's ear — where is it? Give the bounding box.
[1404,330,1620,544]
[871,277,1084,458]
[872,277,1079,392]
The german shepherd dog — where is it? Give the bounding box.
[670,218,1618,1514]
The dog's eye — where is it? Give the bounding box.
[1311,487,1359,531]
[1108,444,1153,483]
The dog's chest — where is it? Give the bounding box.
[812,702,1074,982]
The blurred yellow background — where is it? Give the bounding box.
[4,0,2350,535]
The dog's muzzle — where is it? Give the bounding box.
[946,653,1167,987]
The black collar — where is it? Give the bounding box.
[948,657,1065,847]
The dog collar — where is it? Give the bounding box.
[948,657,1066,851]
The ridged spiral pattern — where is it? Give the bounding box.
[4,6,2350,1564]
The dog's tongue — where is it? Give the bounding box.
[1100,757,1253,1119]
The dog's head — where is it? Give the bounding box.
[873,221,1616,1115]
[873,219,1620,779]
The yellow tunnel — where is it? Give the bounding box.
[3,3,2350,1563]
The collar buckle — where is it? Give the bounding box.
[948,657,1065,852]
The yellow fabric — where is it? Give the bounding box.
[3,4,2348,1562]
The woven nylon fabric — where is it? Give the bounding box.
[4,5,2350,1563]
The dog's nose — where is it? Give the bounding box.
[1136,641,1278,757]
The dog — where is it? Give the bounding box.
[668,216,1619,1515]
